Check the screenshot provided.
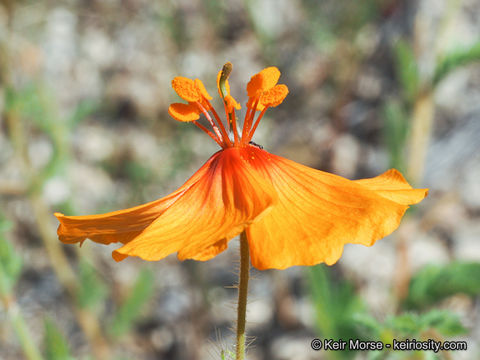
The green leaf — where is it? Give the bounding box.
[433,42,480,86]
[352,313,382,338]
[44,318,73,360]
[385,313,420,336]
[76,260,107,310]
[405,262,480,309]
[109,268,155,338]
[424,352,441,360]
[394,40,420,102]
[0,236,23,295]
[366,350,387,360]
[68,99,98,129]
[308,265,366,359]
[0,215,13,233]
[8,83,56,136]
[420,309,467,337]
[382,100,408,170]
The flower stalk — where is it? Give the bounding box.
[236,231,250,360]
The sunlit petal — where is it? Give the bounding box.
[353,169,428,205]
[245,147,428,270]
[185,238,228,261]
[113,147,276,262]
[55,188,189,246]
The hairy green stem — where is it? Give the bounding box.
[236,231,250,360]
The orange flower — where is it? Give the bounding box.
[55,63,428,270]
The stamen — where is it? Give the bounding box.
[247,107,267,143]
[205,99,232,147]
[231,109,239,145]
[221,99,239,146]
[195,102,226,146]
[241,97,260,145]
[193,121,224,148]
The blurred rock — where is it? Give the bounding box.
[70,163,114,212]
[27,136,53,170]
[43,176,70,205]
[454,222,480,262]
[270,333,318,360]
[459,155,480,209]
[75,124,115,162]
[2,1,480,358]
[330,134,359,178]
[340,240,396,312]
[355,66,383,100]
[425,116,480,192]
[150,326,175,352]
[408,232,450,272]
[244,298,274,329]
[81,28,115,68]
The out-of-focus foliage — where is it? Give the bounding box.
[308,265,365,359]
[1,0,480,359]
[0,216,20,296]
[356,310,466,360]
[405,262,480,310]
[109,268,155,338]
[356,309,467,340]
[0,217,43,360]
[76,260,108,310]
[43,318,73,360]
[433,41,480,86]
[394,40,420,103]
[382,100,408,170]
[309,263,470,360]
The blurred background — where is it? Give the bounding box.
[1,0,480,359]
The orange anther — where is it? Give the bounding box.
[172,77,201,102]
[225,95,241,113]
[246,67,281,97]
[168,103,200,122]
[260,84,289,107]
[195,79,212,100]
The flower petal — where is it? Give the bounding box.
[246,67,281,97]
[113,147,276,262]
[353,169,428,205]
[168,103,200,122]
[186,238,228,261]
[55,186,191,246]
[55,154,218,247]
[172,76,201,102]
[244,147,428,270]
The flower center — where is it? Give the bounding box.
[168,63,289,149]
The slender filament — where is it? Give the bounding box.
[193,121,224,147]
